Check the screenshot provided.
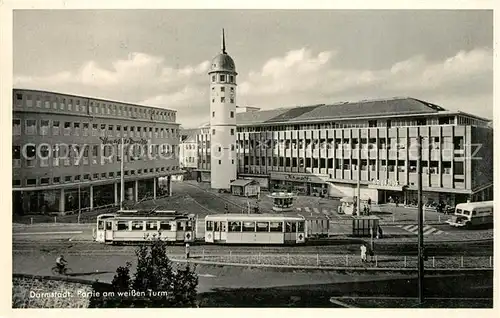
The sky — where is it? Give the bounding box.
[13,9,493,128]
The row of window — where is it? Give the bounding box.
[239,157,465,174]
[211,97,235,104]
[13,119,178,138]
[236,116,489,133]
[234,136,464,151]
[212,128,235,136]
[212,110,235,118]
[15,92,175,121]
[12,166,180,187]
[206,221,305,233]
[212,86,235,93]
[99,220,193,232]
[13,144,178,168]
[211,74,235,83]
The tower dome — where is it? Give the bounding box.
[208,29,237,74]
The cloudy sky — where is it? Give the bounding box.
[13,10,493,127]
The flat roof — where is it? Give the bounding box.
[13,88,177,113]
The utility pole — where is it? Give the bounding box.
[417,135,425,304]
[120,137,125,211]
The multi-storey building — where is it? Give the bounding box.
[179,128,199,169]
[12,88,181,215]
[194,98,493,206]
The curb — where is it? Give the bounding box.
[169,258,494,272]
[13,273,110,286]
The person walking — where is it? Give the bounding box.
[185,242,190,259]
[360,244,367,263]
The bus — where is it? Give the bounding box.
[446,201,493,228]
[94,209,196,244]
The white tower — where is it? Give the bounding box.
[209,29,237,190]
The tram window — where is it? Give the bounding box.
[106,222,112,230]
[256,222,269,232]
[185,221,193,231]
[206,221,213,231]
[98,221,104,230]
[298,221,305,232]
[214,222,220,231]
[221,222,227,232]
[270,222,283,232]
[291,222,297,232]
[159,222,171,231]
[117,221,129,231]
[147,221,158,230]
[242,221,256,232]
[177,222,185,231]
[131,221,144,231]
[228,221,242,232]
[285,222,292,233]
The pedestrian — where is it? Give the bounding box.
[185,242,190,259]
[377,225,383,239]
[360,244,367,262]
[369,247,375,262]
[368,198,372,206]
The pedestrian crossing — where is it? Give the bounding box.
[396,224,445,236]
[295,207,344,218]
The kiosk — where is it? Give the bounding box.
[267,192,297,212]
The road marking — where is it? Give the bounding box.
[296,207,302,212]
[13,231,84,235]
[197,273,216,278]
[423,225,432,231]
[423,228,436,235]
[434,230,444,235]
[313,207,320,214]
[404,225,418,232]
[304,207,311,213]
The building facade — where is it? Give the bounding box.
[208,29,238,190]
[192,97,493,206]
[12,88,181,215]
[179,128,199,169]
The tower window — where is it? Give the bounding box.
[230,111,234,118]
[221,87,225,92]
[218,147,221,152]
[231,144,235,151]
[229,75,234,83]
[220,75,226,82]
[231,129,234,136]
[212,129,215,135]
[230,87,234,92]
[221,97,225,103]
[230,98,234,104]
[212,75,216,82]
[212,99,215,103]
[232,159,234,164]
[219,160,221,165]
[212,111,215,117]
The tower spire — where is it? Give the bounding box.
[222,28,226,54]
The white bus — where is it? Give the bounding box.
[446,201,493,228]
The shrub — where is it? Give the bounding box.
[89,239,198,308]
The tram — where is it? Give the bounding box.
[94,209,196,244]
[446,201,493,228]
[204,214,307,245]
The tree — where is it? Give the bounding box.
[89,238,199,308]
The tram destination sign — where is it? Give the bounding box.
[99,137,148,145]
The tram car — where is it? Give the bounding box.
[94,209,196,244]
[204,214,309,245]
[446,201,493,228]
[302,214,330,238]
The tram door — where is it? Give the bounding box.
[105,220,114,241]
[213,221,227,241]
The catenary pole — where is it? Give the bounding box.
[120,137,125,211]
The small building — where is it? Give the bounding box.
[230,179,261,197]
[351,215,380,237]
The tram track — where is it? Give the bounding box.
[13,239,493,256]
